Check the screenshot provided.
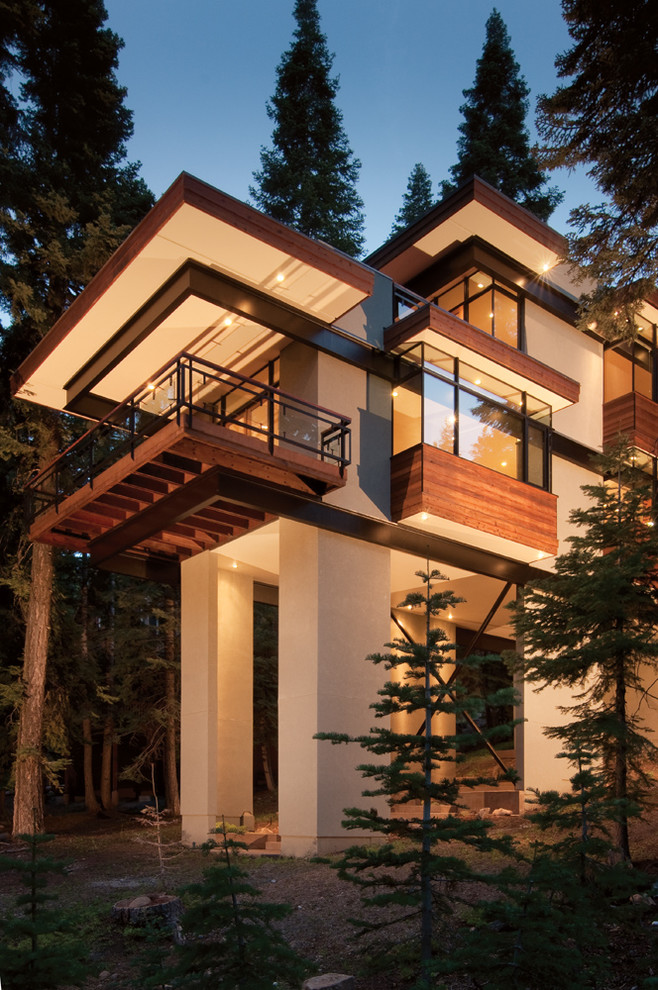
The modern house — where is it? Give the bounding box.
[12,173,658,855]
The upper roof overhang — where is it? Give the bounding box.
[367,176,570,292]
[386,302,580,411]
[12,173,376,414]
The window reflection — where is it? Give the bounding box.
[434,270,520,348]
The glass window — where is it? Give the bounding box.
[527,423,547,488]
[392,376,422,455]
[436,283,464,315]
[468,290,494,336]
[424,376,456,453]
[459,393,523,480]
[494,290,518,348]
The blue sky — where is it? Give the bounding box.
[105,0,596,255]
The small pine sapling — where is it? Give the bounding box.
[0,833,87,988]
[317,568,518,989]
[157,819,310,989]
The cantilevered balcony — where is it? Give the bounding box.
[27,354,350,574]
[603,392,658,452]
[391,444,558,561]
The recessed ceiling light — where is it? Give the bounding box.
[276,273,285,283]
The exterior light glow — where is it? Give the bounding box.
[276,273,285,283]
[648,520,655,528]
[147,383,156,391]
[407,604,413,610]
[421,512,429,521]
[448,612,453,620]
[224,317,233,326]
[231,561,238,568]
[392,390,398,397]
[542,262,550,273]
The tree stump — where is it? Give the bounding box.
[303,976,354,990]
[112,893,182,931]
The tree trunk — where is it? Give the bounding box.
[100,717,114,812]
[80,579,101,814]
[12,542,54,836]
[82,716,100,813]
[615,652,631,859]
[163,597,180,815]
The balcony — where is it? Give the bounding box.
[391,444,558,560]
[28,354,350,572]
[603,392,658,453]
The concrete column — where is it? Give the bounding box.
[180,552,254,845]
[278,521,390,857]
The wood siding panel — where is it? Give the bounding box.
[391,444,558,555]
[603,393,658,453]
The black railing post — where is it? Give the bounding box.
[268,389,275,455]
[130,398,136,460]
[187,357,193,427]
[88,435,94,490]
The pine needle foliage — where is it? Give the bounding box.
[158,823,310,990]
[318,568,518,989]
[250,0,365,256]
[469,749,653,988]
[0,833,87,988]
[441,8,562,221]
[390,164,435,237]
[537,0,658,338]
[510,442,658,860]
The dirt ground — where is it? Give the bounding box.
[2,793,658,989]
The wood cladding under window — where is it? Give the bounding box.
[391,444,558,555]
[603,393,658,452]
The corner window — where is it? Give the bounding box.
[433,270,522,349]
[393,343,551,490]
[604,318,656,403]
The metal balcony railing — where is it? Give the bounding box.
[26,353,351,521]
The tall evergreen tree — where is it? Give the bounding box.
[537,0,658,339]
[442,8,562,222]
[511,444,658,860]
[250,0,365,256]
[318,569,517,988]
[390,163,434,237]
[0,0,153,835]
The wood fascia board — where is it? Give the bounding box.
[11,172,375,397]
[385,303,580,405]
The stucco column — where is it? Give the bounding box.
[278,520,390,857]
[180,552,254,845]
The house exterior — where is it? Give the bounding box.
[12,173,658,856]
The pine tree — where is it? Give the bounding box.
[250,0,365,256]
[511,443,658,860]
[537,0,658,339]
[0,833,88,987]
[390,163,434,236]
[155,826,310,990]
[441,8,562,222]
[0,0,153,835]
[318,568,517,988]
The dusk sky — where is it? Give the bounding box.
[105,0,597,255]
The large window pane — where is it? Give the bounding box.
[459,393,522,480]
[468,290,494,336]
[527,423,546,488]
[424,376,456,453]
[393,378,422,454]
[493,290,518,347]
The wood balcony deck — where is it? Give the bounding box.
[29,410,348,575]
[391,444,558,556]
